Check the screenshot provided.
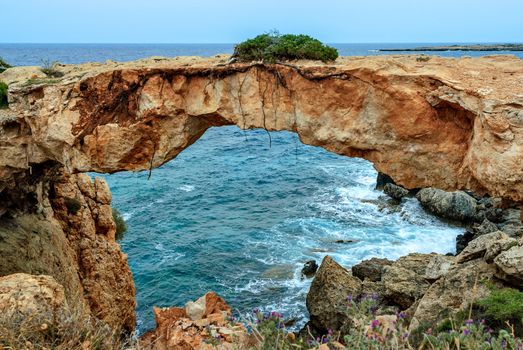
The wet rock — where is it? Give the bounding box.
[302,260,319,278]
[494,245,523,287]
[456,231,475,255]
[375,172,395,190]
[352,258,393,282]
[306,256,361,333]
[382,254,434,309]
[413,260,497,325]
[383,183,409,200]
[416,187,477,222]
[334,239,359,244]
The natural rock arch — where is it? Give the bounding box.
[2,55,523,201]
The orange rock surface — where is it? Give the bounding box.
[2,54,523,200]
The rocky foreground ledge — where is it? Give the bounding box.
[0,55,523,348]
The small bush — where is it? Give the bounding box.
[478,286,523,325]
[0,57,11,73]
[0,81,7,108]
[41,59,64,78]
[233,31,338,63]
[416,56,431,62]
[112,208,127,240]
[64,197,82,215]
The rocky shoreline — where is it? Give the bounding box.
[379,44,523,52]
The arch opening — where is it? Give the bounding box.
[99,125,463,332]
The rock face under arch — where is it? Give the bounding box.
[1,54,523,332]
[2,54,523,200]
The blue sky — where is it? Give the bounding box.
[3,0,522,43]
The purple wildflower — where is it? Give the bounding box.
[465,319,473,326]
[371,319,380,329]
[463,328,470,336]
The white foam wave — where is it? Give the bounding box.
[177,184,195,192]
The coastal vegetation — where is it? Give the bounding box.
[0,57,11,73]
[233,32,338,63]
[112,208,127,240]
[478,285,523,328]
[0,308,132,350]
[249,296,523,349]
[0,81,7,108]
[41,59,64,78]
[64,197,82,215]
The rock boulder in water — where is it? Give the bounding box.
[383,183,409,200]
[302,260,319,277]
[416,187,477,222]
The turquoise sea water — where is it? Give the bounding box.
[2,44,521,332]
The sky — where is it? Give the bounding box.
[3,0,523,43]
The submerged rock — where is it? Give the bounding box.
[383,183,409,200]
[352,258,393,282]
[416,188,477,222]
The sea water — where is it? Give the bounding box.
[2,44,521,332]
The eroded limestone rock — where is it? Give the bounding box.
[141,292,251,350]
[306,256,361,333]
[0,273,68,321]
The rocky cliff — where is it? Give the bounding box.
[1,54,523,334]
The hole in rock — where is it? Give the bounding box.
[98,125,463,333]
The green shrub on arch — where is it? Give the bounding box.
[0,81,8,108]
[233,32,338,63]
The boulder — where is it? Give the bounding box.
[352,257,393,282]
[302,260,319,277]
[456,231,512,263]
[494,245,523,287]
[383,183,409,200]
[381,254,434,309]
[413,260,497,325]
[306,256,361,333]
[0,273,69,323]
[416,188,477,222]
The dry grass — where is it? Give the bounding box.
[0,308,138,350]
